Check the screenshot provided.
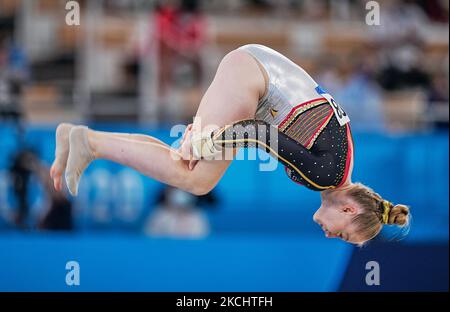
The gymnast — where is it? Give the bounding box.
[50,44,410,244]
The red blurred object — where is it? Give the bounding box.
[154,4,206,55]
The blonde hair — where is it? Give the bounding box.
[346,182,410,243]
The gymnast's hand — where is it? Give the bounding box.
[178,124,199,171]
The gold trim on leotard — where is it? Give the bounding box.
[214,137,335,190]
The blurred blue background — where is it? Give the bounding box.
[1,0,449,292]
[0,122,448,291]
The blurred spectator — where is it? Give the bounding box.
[0,18,28,123]
[8,149,73,230]
[318,53,385,132]
[9,149,35,228]
[144,186,212,238]
[414,0,449,23]
[32,159,74,231]
[151,0,207,121]
[371,0,431,91]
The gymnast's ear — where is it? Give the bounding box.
[341,204,359,215]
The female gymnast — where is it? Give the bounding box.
[50,44,410,244]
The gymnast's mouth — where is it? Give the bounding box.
[314,220,332,237]
[318,223,331,237]
[317,222,327,232]
[320,225,333,237]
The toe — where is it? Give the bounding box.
[50,165,55,178]
[50,160,62,178]
[53,176,60,191]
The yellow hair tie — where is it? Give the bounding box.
[381,201,391,224]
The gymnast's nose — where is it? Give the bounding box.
[313,210,320,224]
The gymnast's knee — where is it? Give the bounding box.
[190,183,214,196]
[219,48,252,69]
[182,175,216,196]
[174,165,215,196]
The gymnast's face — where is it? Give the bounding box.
[313,190,362,244]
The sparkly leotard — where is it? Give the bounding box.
[213,44,354,191]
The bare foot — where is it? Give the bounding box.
[65,126,95,196]
[50,123,74,191]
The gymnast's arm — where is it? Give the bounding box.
[211,119,337,189]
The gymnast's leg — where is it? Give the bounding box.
[50,123,168,192]
[52,49,265,196]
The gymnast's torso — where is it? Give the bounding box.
[238,44,326,126]
[225,44,355,191]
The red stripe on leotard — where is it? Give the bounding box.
[303,110,334,149]
[278,97,327,129]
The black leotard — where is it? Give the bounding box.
[212,113,353,191]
